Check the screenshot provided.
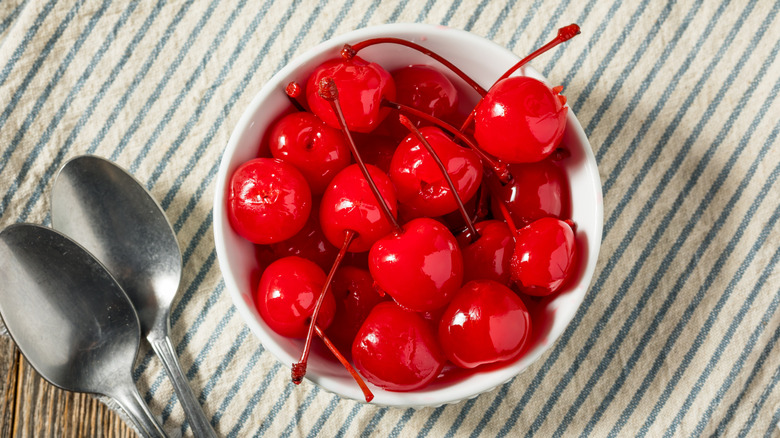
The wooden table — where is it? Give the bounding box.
[0,336,136,437]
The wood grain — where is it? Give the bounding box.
[0,339,137,438]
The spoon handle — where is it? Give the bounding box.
[113,381,168,438]
[150,334,218,438]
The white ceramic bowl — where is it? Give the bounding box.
[214,23,603,407]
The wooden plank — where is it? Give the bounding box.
[0,335,19,437]
[13,354,136,438]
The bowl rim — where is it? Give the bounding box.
[214,22,604,408]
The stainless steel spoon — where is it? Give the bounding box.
[51,155,217,438]
[0,224,167,438]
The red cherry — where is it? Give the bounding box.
[456,220,514,285]
[393,65,459,123]
[271,200,338,270]
[255,256,335,338]
[325,266,387,351]
[489,157,571,228]
[511,217,576,296]
[352,302,445,391]
[474,76,568,163]
[320,164,398,253]
[227,158,311,244]
[353,133,398,174]
[389,126,482,217]
[438,280,531,368]
[306,56,395,133]
[369,217,463,312]
[269,112,351,194]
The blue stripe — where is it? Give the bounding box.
[360,407,388,437]
[440,0,462,26]
[505,0,544,49]
[708,314,780,437]
[486,0,517,40]
[278,386,321,438]
[694,290,780,437]
[762,406,780,438]
[320,0,354,40]
[112,0,229,166]
[211,357,279,430]
[556,40,780,438]
[585,0,716,157]
[387,0,409,22]
[577,73,780,438]
[416,405,446,438]
[150,0,308,205]
[737,363,780,438]
[662,234,780,437]
[540,0,597,77]
[632,175,780,437]
[333,404,362,438]
[388,408,415,438]
[235,382,294,437]
[443,397,476,438]
[357,0,380,28]
[469,383,510,438]
[482,3,771,434]
[0,0,28,47]
[6,0,161,223]
[82,0,196,156]
[178,327,254,434]
[0,0,56,87]
[529,0,574,49]
[415,0,436,23]
[463,0,489,32]
[0,0,85,171]
[305,395,340,438]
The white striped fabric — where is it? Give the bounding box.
[0,0,778,436]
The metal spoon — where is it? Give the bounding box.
[0,224,167,438]
[51,155,217,438]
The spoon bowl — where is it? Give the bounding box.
[0,224,166,437]
[51,155,217,437]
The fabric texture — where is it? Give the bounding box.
[0,0,778,436]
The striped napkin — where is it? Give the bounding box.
[1,0,778,436]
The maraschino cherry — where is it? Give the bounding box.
[510,217,576,296]
[227,158,311,244]
[269,112,351,194]
[306,56,395,133]
[389,126,482,217]
[325,266,388,352]
[456,219,514,285]
[352,302,445,391]
[438,280,531,368]
[271,199,338,270]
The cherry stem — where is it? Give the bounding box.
[314,324,374,402]
[495,196,518,236]
[383,99,511,183]
[293,229,356,384]
[473,182,489,224]
[285,81,307,112]
[496,24,580,83]
[399,115,480,242]
[343,40,487,96]
[318,77,403,233]
[459,24,580,133]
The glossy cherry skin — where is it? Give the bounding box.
[269,112,351,194]
[456,220,514,285]
[320,164,398,253]
[438,280,531,368]
[352,302,446,391]
[511,217,576,296]
[325,266,387,351]
[389,126,482,217]
[490,158,571,228]
[271,200,338,271]
[306,56,396,133]
[474,76,567,163]
[255,256,335,338]
[227,158,311,244]
[369,217,464,312]
[392,65,458,123]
